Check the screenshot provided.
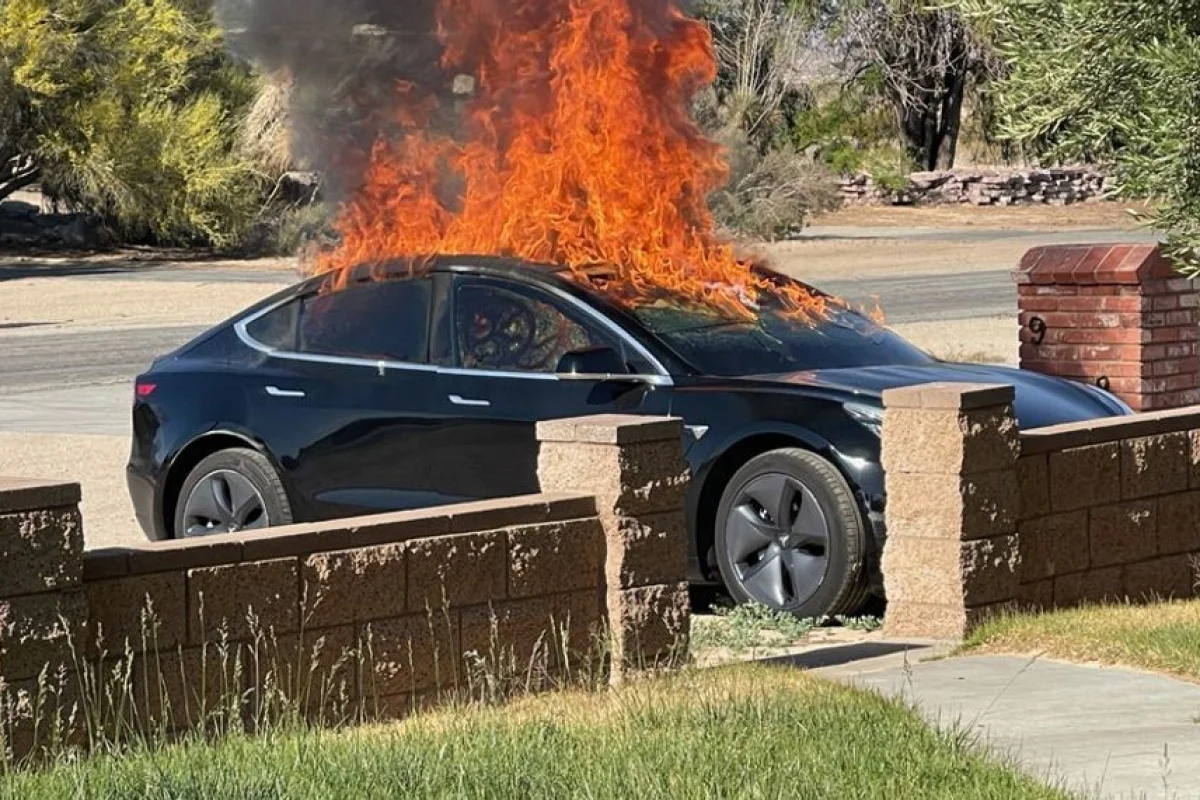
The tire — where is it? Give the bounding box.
[173,448,293,539]
[715,448,870,619]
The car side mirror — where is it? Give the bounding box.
[555,346,632,378]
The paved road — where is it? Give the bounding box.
[0,325,208,393]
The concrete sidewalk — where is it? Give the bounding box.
[777,647,1200,798]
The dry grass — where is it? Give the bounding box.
[2,663,1068,798]
[963,601,1200,681]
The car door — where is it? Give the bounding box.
[240,275,441,520]
[427,272,673,502]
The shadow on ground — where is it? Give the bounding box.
[761,641,929,670]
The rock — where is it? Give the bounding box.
[52,216,112,249]
[837,166,1110,208]
[278,171,322,205]
[0,201,38,222]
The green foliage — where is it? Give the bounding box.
[789,77,901,174]
[691,601,819,652]
[959,0,1200,269]
[691,602,886,653]
[836,614,885,632]
[0,665,1068,799]
[0,0,260,247]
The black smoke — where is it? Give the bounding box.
[216,0,456,200]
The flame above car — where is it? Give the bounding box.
[312,0,826,320]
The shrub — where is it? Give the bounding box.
[0,0,262,248]
[708,133,840,240]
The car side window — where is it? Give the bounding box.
[452,278,636,374]
[298,278,432,363]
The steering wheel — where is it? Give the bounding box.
[461,296,538,369]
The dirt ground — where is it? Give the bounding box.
[0,433,134,548]
[0,278,284,331]
[812,201,1147,230]
[891,317,1017,364]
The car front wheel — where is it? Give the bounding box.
[715,448,870,619]
[174,448,293,539]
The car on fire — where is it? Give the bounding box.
[127,256,1131,618]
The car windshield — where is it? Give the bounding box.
[630,285,933,377]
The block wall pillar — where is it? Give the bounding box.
[0,478,87,758]
[880,384,1021,640]
[536,415,690,681]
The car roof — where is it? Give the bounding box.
[316,254,610,285]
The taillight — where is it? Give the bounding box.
[135,382,157,399]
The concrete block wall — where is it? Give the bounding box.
[0,414,691,759]
[1015,244,1200,411]
[882,383,1200,640]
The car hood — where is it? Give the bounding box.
[750,363,1131,428]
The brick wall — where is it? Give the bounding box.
[0,414,690,760]
[1015,244,1200,411]
[882,383,1200,640]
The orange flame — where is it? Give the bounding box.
[316,0,825,319]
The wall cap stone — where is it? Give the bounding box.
[537,414,683,444]
[882,382,1015,411]
[0,478,81,514]
[1021,405,1200,455]
[1014,244,1180,287]
[84,492,597,579]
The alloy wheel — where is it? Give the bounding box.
[725,472,831,610]
[180,469,270,538]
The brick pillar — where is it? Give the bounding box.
[0,478,88,758]
[880,384,1021,640]
[1015,244,1200,411]
[535,415,690,680]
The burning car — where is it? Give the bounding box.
[127,256,1130,618]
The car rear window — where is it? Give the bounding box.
[245,300,299,350]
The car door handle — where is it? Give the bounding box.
[448,394,491,408]
[265,386,307,399]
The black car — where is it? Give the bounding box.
[127,256,1130,618]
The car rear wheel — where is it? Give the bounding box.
[174,448,292,539]
[715,448,869,619]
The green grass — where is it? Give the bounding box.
[964,600,1200,680]
[0,665,1065,799]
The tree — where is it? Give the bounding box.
[831,0,997,171]
[0,0,260,246]
[694,0,840,239]
[696,0,813,152]
[959,0,1200,267]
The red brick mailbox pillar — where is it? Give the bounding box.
[1014,244,1200,411]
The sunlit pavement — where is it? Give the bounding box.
[814,650,1200,798]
